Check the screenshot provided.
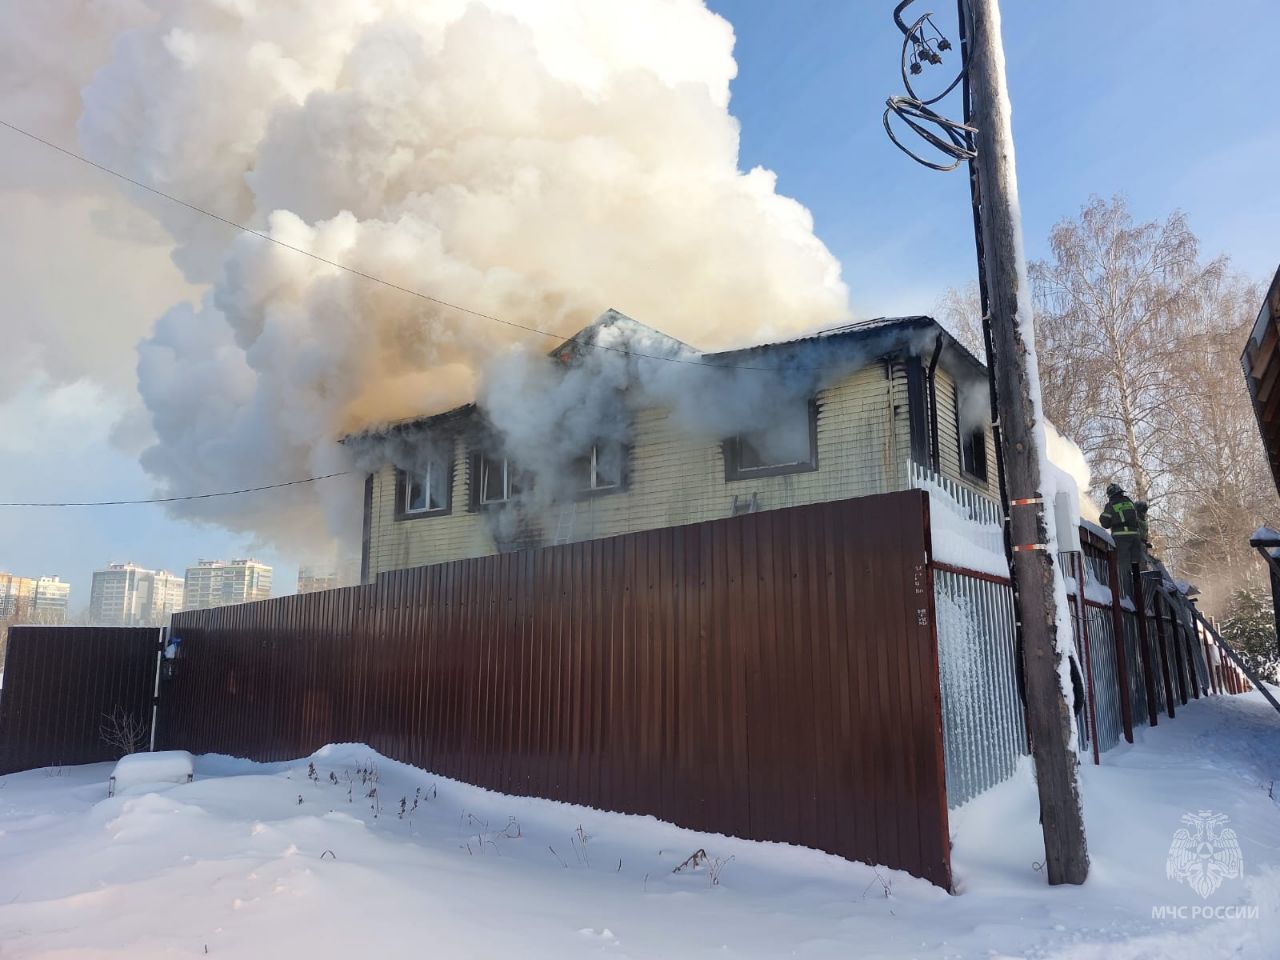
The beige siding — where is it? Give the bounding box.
[934,364,1000,500]
[367,361,912,579]
[935,366,963,481]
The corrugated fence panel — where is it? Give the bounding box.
[1082,603,1123,754]
[0,626,160,774]
[1121,611,1150,728]
[934,568,1027,809]
[157,490,952,887]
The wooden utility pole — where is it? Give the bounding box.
[965,0,1090,884]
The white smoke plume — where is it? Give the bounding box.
[14,0,851,556]
[1045,420,1099,524]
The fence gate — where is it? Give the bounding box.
[0,626,162,775]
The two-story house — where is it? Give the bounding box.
[346,310,998,582]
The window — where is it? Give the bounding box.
[572,441,624,494]
[475,454,523,506]
[397,451,451,519]
[954,386,989,482]
[724,398,818,480]
[960,428,988,482]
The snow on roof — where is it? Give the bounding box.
[1079,519,1115,547]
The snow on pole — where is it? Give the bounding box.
[966,0,1090,885]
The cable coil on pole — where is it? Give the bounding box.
[882,1,976,172]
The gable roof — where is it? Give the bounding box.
[341,310,984,442]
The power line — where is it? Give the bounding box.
[0,117,810,374]
[0,472,351,507]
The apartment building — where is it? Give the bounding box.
[0,573,37,620]
[32,577,70,624]
[296,559,360,594]
[89,563,185,626]
[183,559,273,611]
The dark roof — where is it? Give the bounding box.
[1241,265,1280,495]
[342,311,983,442]
[704,314,984,369]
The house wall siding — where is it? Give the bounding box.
[366,362,911,579]
[933,364,1000,500]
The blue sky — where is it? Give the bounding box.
[3,1,1278,612]
[711,0,1280,309]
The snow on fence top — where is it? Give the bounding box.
[909,464,1007,578]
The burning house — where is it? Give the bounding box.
[345,310,999,582]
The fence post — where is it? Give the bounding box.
[1104,542,1134,743]
[1131,565,1160,726]
[1151,587,1176,719]
[1073,554,1101,765]
[1182,610,1201,700]
[1207,629,1219,695]
[149,625,166,753]
[1168,598,1189,706]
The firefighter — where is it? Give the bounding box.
[1099,482,1147,586]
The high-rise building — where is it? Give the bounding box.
[183,559,272,611]
[296,566,337,594]
[0,573,37,620]
[148,571,186,623]
[296,559,360,594]
[32,576,70,624]
[89,563,185,626]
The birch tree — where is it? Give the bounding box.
[1161,274,1276,605]
[1029,196,1225,511]
[935,281,985,357]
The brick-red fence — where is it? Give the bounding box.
[0,626,160,774]
[158,491,952,886]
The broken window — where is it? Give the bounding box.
[477,454,521,505]
[573,441,624,493]
[398,450,450,517]
[960,428,988,482]
[954,385,989,482]
[724,398,818,480]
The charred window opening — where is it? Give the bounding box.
[961,429,988,482]
[954,385,988,483]
[395,447,452,519]
[481,456,512,504]
[572,441,625,494]
[723,398,819,481]
[470,453,526,508]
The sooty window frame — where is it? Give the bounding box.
[953,384,989,484]
[571,440,629,499]
[469,452,526,510]
[394,444,454,521]
[723,398,819,482]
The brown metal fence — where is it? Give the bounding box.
[0,626,161,774]
[159,491,953,887]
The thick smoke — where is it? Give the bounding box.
[52,0,850,555]
[1044,421,1099,523]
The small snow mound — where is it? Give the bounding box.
[109,751,194,796]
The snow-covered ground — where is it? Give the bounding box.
[1,693,1277,959]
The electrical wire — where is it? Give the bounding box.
[0,117,830,375]
[0,114,943,510]
[0,472,351,507]
[882,1,977,172]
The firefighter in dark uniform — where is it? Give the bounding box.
[1099,482,1147,588]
